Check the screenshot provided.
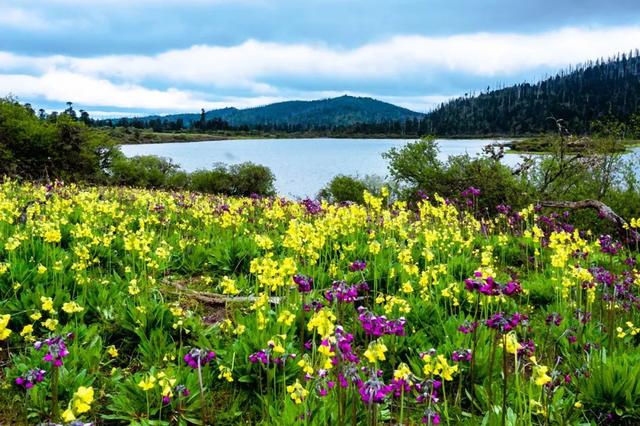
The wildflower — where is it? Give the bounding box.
[40,296,54,313]
[359,368,392,404]
[184,347,216,369]
[349,260,367,272]
[220,276,240,295]
[20,324,33,340]
[532,364,552,386]
[364,340,388,363]
[307,308,336,339]
[43,318,59,331]
[37,264,47,274]
[107,345,119,358]
[277,309,296,327]
[357,307,406,337]
[218,365,233,382]
[138,375,157,391]
[287,379,309,404]
[62,301,84,314]
[293,274,313,293]
[73,386,94,413]
[15,369,46,389]
[35,334,72,366]
[30,311,42,321]
[0,314,11,340]
[128,279,140,295]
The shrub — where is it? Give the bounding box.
[189,162,275,196]
[383,137,533,212]
[319,175,368,203]
[109,155,180,188]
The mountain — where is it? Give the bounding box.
[421,50,640,136]
[134,95,424,129]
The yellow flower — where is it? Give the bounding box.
[40,297,54,312]
[574,401,583,409]
[73,386,94,413]
[138,375,156,391]
[43,318,58,331]
[286,379,308,404]
[277,309,296,327]
[533,365,552,386]
[62,408,76,422]
[43,228,62,243]
[0,314,11,340]
[107,345,119,358]
[307,308,336,339]
[128,279,140,295]
[62,301,84,314]
[218,365,234,382]
[364,340,388,363]
[37,264,47,274]
[30,311,42,321]
[220,276,240,295]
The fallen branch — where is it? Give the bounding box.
[539,199,629,232]
[164,280,282,305]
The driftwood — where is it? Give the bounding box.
[165,281,282,305]
[539,199,629,232]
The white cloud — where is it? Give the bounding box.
[0,6,50,29]
[1,25,639,111]
[0,71,221,111]
[4,25,640,84]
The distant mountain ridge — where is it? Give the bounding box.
[421,50,640,135]
[138,95,425,127]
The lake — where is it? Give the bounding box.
[119,138,637,198]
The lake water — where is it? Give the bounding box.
[119,138,638,198]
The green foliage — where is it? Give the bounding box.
[319,175,368,203]
[189,162,275,196]
[384,137,532,211]
[578,351,640,420]
[110,155,181,188]
[0,98,117,181]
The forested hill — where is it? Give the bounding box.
[137,95,424,130]
[422,51,640,136]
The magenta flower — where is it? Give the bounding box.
[184,348,215,369]
[15,369,46,389]
[34,334,72,367]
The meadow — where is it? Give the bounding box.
[0,180,639,425]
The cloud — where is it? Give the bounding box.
[0,6,50,29]
[0,71,220,111]
[1,25,639,112]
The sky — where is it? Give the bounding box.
[1,0,640,117]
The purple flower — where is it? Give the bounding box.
[293,274,313,293]
[325,280,361,303]
[485,312,527,333]
[35,334,73,367]
[451,349,473,363]
[15,369,46,389]
[457,321,478,335]
[461,187,481,198]
[545,313,563,326]
[349,260,367,272]
[301,199,323,215]
[358,368,392,405]
[184,348,215,369]
[357,306,406,337]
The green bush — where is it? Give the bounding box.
[319,175,368,203]
[189,162,275,196]
[109,155,180,188]
[383,137,533,212]
[0,98,117,181]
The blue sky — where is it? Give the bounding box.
[1,0,640,116]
